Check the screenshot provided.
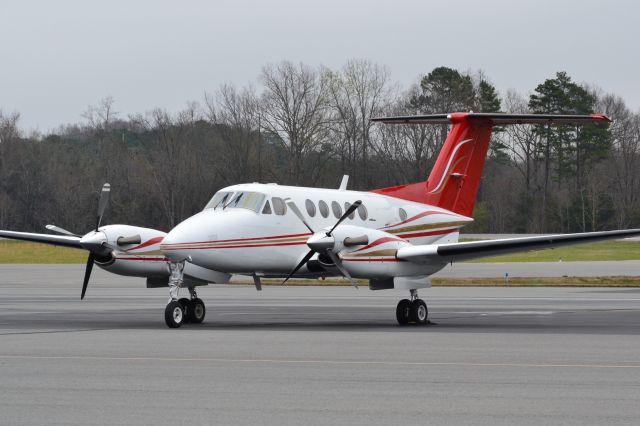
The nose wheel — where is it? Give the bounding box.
[164,262,206,328]
[396,290,428,325]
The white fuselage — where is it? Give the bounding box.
[159,183,472,279]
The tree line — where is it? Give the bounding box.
[1,60,639,234]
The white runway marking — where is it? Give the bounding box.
[1,354,640,369]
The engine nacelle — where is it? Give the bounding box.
[332,225,446,279]
[93,224,169,278]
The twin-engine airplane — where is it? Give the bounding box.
[3,112,639,328]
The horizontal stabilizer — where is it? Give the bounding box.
[371,112,611,126]
[396,229,640,264]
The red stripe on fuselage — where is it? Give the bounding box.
[160,241,308,250]
[381,210,454,230]
[160,232,312,247]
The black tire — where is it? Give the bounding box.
[396,299,411,325]
[164,301,184,328]
[188,298,206,324]
[178,298,191,323]
[409,299,428,324]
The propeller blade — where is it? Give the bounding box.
[327,200,362,236]
[95,183,111,230]
[326,250,357,288]
[46,224,80,237]
[281,249,315,285]
[285,199,315,233]
[81,252,95,300]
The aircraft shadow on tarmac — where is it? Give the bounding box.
[2,307,639,336]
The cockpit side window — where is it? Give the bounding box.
[272,197,287,216]
[262,200,272,214]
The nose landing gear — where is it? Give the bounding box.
[396,289,428,326]
[164,262,206,328]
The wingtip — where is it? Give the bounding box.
[591,113,612,122]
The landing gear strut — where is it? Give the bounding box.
[164,262,206,328]
[396,289,428,326]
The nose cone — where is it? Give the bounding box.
[161,213,208,262]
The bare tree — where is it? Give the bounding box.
[130,104,210,228]
[0,110,21,144]
[260,61,331,184]
[82,96,118,133]
[598,94,640,228]
[205,84,264,183]
[326,60,392,187]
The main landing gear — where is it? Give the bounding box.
[396,289,428,325]
[164,262,206,328]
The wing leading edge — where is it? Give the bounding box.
[0,230,82,249]
[396,229,640,264]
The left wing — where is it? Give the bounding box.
[396,229,640,264]
[0,230,82,249]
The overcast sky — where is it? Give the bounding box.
[1,0,638,132]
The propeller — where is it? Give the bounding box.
[81,252,95,300]
[45,224,80,237]
[78,184,111,299]
[282,199,363,286]
[44,183,141,300]
[95,183,111,230]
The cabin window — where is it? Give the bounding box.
[399,208,408,221]
[262,200,272,214]
[204,191,234,210]
[272,197,287,216]
[344,202,355,219]
[305,199,316,217]
[357,203,368,220]
[331,201,342,218]
[318,200,329,218]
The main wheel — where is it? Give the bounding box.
[165,301,185,328]
[396,299,411,325]
[178,298,191,323]
[410,299,428,324]
[188,298,206,324]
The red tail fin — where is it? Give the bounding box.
[371,113,611,217]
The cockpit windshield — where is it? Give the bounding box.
[204,191,266,213]
[204,191,234,210]
[227,191,266,212]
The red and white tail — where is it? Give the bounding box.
[371,112,611,217]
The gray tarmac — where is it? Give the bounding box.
[1,265,640,425]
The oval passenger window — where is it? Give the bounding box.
[357,203,368,220]
[344,202,355,219]
[305,199,316,217]
[318,200,329,218]
[331,201,342,218]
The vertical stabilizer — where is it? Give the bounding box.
[371,113,610,217]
